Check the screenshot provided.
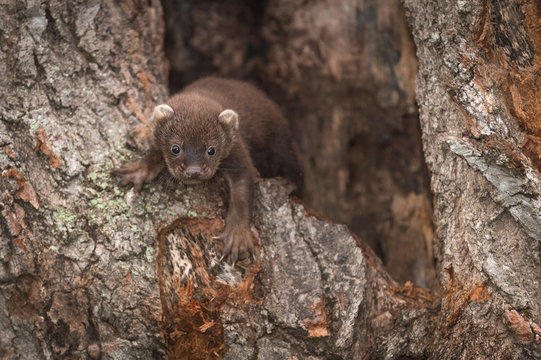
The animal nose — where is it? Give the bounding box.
[184,166,202,178]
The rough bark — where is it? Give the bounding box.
[157,178,433,359]
[401,0,541,358]
[2,0,540,359]
[0,0,169,358]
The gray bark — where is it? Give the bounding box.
[157,178,414,359]
[1,0,540,359]
[1,0,169,358]
[401,0,541,358]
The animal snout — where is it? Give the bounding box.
[183,166,202,178]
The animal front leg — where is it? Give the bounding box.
[217,172,255,263]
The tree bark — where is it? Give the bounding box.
[400,0,541,357]
[157,178,431,359]
[2,0,540,359]
[1,0,169,358]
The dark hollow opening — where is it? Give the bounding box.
[161,0,436,288]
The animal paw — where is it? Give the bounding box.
[111,160,161,192]
[215,223,255,264]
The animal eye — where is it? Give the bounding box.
[171,144,181,155]
[207,147,216,156]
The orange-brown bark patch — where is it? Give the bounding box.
[157,218,225,360]
[473,1,541,173]
[504,70,541,137]
[13,235,26,251]
[124,96,148,126]
[484,135,526,170]
[35,126,61,168]
[473,0,492,55]
[504,306,538,344]
[522,135,541,171]
[304,297,329,337]
[4,145,17,160]
[441,267,492,335]
[137,71,151,107]
[48,153,61,168]
[469,283,492,303]
[3,168,40,209]
[508,1,541,171]
[2,204,28,248]
[390,281,433,303]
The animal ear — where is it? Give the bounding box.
[218,109,239,130]
[151,104,174,121]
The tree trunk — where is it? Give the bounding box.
[0,0,170,358]
[2,0,540,359]
[399,0,541,357]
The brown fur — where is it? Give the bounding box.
[112,77,301,262]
